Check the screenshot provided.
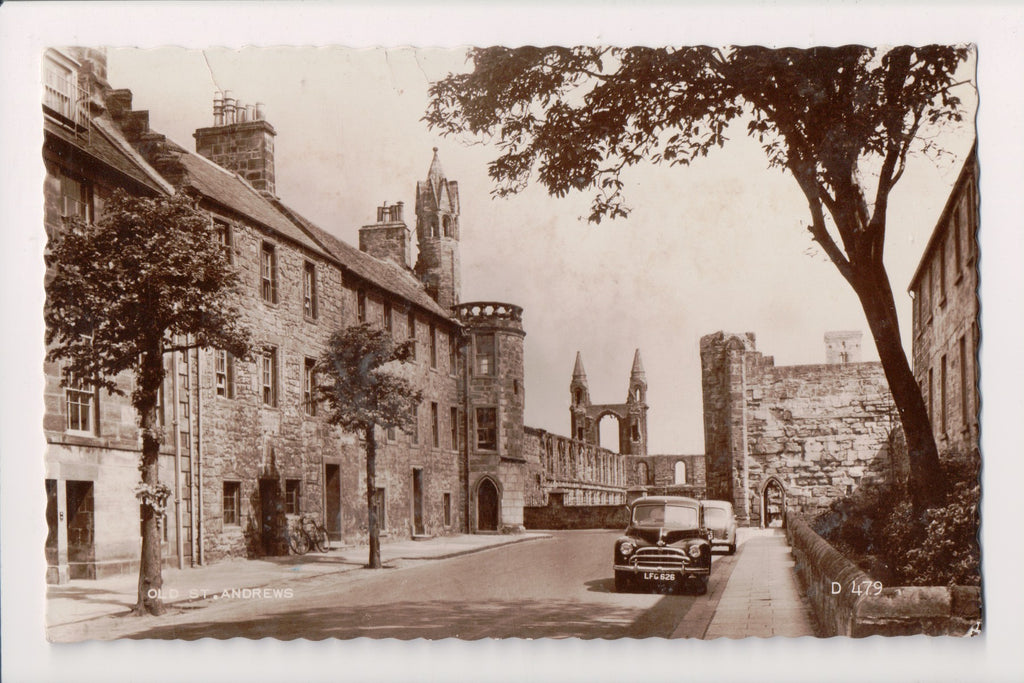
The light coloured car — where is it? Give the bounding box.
[701,500,737,554]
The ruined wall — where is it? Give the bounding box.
[702,332,897,525]
[626,454,706,493]
[523,427,628,507]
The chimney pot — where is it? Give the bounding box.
[255,102,265,120]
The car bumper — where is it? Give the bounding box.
[613,563,710,576]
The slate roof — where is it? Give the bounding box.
[175,151,331,260]
[273,199,455,322]
[44,114,170,195]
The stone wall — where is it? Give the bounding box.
[627,454,706,493]
[702,332,898,525]
[786,514,981,637]
[523,427,628,506]
[523,492,629,530]
[909,151,980,457]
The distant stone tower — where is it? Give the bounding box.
[569,350,648,456]
[454,302,527,533]
[824,331,862,364]
[415,148,461,311]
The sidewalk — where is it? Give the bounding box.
[700,529,818,638]
[46,532,549,629]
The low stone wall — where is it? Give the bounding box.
[523,493,628,530]
[786,513,981,637]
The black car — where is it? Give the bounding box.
[613,496,712,594]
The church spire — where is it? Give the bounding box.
[630,349,645,379]
[573,351,587,380]
[427,146,445,193]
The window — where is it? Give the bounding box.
[576,425,584,441]
[213,218,232,263]
[960,335,969,429]
[260,242,278,304]
[431,402,440,447]
[303,357,316,416]
[475,333,495,376]
[58,171,92,224]
[938,242,946,302]
[411,405,420,444]
[927,367,934,426]
[372,487,387,531]
[430,324,438,368]
[953,209,963,273]
[674,461,687,485]
[215,350,235,398]
[940,354,948,434]
[443,493,452,527]
[449,332,458,375]
[387,425,397,442]
[303,261,318,319]
[476,407,497,451]
[261,347,278,407]
[384,302,393,334]
[357,290,367,323]
[450,406,459,449]
[285,479,301,515]
[223,482,241,526]
[631,421,640,441]
[407,312,417,360]
[66,373,98,434]
[43,49,86,125]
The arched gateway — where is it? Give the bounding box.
[477,478,500,532]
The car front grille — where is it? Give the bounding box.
[633,547,688,570]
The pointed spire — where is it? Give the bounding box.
[630,349,646,378]
[427,146,445,192]
[573,351,587,380]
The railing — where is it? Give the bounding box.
[43,66,91,130]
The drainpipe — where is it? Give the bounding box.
[171,346,184,570]
[195,347,204,565]
[461,332,472,534]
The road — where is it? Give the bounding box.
[60,530,741,640]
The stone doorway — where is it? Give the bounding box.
[412,468,425,536]
[324,464,342,541]
[45,479,96,581]
[477,478,499,532]
[761,478,786,529]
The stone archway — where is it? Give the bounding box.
[760,477,787,529]
[476,478,500,532]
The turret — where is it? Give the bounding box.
[570,352,591,441]
[414,148,461,311]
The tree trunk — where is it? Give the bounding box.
[851,262,947,510]
[133,347,166,616]
[365,424,382,569]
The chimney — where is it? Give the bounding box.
[360,201,411,269]
[194,91,277,196]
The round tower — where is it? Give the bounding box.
[453,302,526,533]
[415,148,461,311]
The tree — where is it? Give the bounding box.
[317,324,422,568]
[46,189,251,615]
[426,45,974,509]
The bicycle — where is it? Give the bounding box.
[288,514,330,555]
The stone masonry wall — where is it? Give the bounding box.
[702,332,897,525]
[523,427,627,507]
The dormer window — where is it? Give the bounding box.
[43,49,87,127]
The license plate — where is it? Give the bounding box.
[642,572,676,581]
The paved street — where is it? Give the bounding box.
[49,529,815,641]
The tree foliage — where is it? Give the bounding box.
[427,45,975,508]
[45,189,251,614]
[317,323,423,568]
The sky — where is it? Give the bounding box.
[105,46,976,454]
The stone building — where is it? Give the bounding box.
[908,146,980,457]
[701,331,900,526]
[42,47,535,582]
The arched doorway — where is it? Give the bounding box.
[760,478,786,529]
[477,478,499,532]
[597,412,621,452]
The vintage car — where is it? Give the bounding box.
[701,499,737,555]
[613,496,712,594]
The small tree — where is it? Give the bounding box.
[317,323,422,568]
[426,45,974,509]
[46,189,251,615]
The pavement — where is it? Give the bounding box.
[700,528,819,638]
[46,532,549,630]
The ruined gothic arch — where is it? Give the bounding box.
[759,476,787,529]
[595,409,627,452]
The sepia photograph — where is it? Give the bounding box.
[3,3,1023,682]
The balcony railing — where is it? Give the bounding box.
[43,66,90,131]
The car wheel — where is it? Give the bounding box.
[694,576,709,595]
[727,541,736,555]
[614,571,634,593]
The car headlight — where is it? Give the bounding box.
[619,541,635,556]
[688,544,702,558]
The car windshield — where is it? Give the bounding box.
[633,504,698,528]
[704,507,728,524]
